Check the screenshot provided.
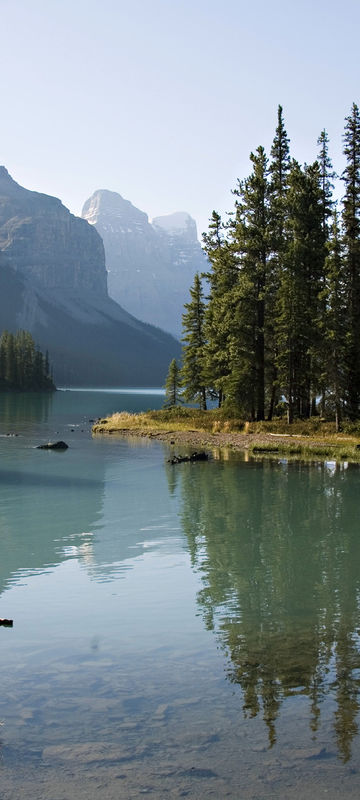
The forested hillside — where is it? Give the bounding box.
[0,330,55,391]
[181,104,360,428]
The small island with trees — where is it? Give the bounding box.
[0,330,55,392]
[94,103,360,461]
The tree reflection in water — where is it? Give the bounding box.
[178,456,360,762]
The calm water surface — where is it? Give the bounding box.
[0,389,360,798]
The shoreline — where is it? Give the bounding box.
[92,423,360,462]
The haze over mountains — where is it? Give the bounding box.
[0,167,179,386]
[82,190,207,337]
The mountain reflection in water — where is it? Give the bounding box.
[177,456,360,762]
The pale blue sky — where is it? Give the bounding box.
[1,0,359,237]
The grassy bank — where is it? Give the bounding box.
[92,407,360,437]
[92,407,232,434]
[92,408,360,462]
[249,441,360,460]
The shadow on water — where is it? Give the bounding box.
[0,468,100,489]
[177,456,360,762]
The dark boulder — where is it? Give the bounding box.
[36,441,69,450]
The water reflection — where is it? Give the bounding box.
[0,459,104,595]
[0,392,53,431]
[178,457,360,761]
[0,433,177,594]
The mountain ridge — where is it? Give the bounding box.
[0,168,180,386]
[82,189,207,337]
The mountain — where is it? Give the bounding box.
[0,167,180,386]
[82,190,207,337]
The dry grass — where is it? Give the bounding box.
[93,408,246,434]
[92,408,360,460]
[244,418,360,439]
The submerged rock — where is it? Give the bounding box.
[168,451,208,465]
[36,441,69,450]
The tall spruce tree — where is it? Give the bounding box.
[268,105,291,418]
[203,211,238,405]
[269,105,290,237]
[181,273,207,410]
[317,129,336,238]
[342,103,360,418]
[316,129,336,413]
[276,161,324,421]
[231,146,270,419]
[322,208,347,430]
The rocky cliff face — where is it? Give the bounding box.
[82,190,207,337]
[0,169,180,386]
[0,167,107,295]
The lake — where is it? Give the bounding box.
[0,389,360,799]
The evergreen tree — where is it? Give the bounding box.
[230,146,270,419]
[268,105,291,418]
[45,350,50,380]
[179,103,360,425]
[322,208,347,430]
[181,273,207,409]
[5,332,17,386]
[0,329,55,391]
[342,103,360,418]
[276,161,324,421]
[202,211,238,405]
[316,130,336,413]
[317,129,336,238]
[34,348,45,389]
[269,105,290,242]
[164,359,182,408]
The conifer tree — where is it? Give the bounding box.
[316,130,336,413]
[322,208,347,430]
[178,103,360,425]
[5,332,17,386]
[317,129,336,238]
[202,211,238,405]
[181,273,207,409]
[268,105,291,418]
[231,146,270,419]
[276,161,324,421]
[34,348,45,388]
[0,329,55,391]
[269,105,290,239]
[164,359,182,408]
[342,103,360,418]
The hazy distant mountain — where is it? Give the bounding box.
[82,190,207,337]
[0,167,180,386]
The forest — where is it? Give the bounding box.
[179,103,360,428]
[0,330,55,391]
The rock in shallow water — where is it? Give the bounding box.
[168,452,208,465]
[36,441,69,450]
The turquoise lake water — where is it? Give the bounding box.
[1,389,360,798]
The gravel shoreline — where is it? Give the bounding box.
[93,426,332,453]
